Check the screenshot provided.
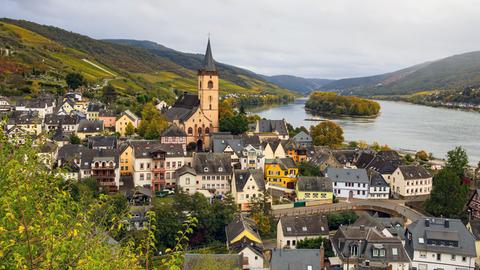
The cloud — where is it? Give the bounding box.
[2,0,480,79]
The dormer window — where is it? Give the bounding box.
[204,167,209,172]
[218,167,223,172]
[302,226,307,232]
[286,227,292,232]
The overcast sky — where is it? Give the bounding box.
[2,0,480,79]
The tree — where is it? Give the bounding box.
[102,84,117,105]
[416,150,429,161]
[125,122,135,137]
[0,129,141,269]
[69,134,81,144]
[65,72,85,90]
[327,211,358,230]
[219,100,249,135]
[296,237,334,257]
[425,167,469,218]
[298,162,322,176]
[249,190,273,237]
[310,120,344,148]
[138,103,168,140]
[186,142,197,152]
[446,146,469,177]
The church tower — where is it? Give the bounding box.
[198,38,219,133]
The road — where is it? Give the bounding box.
[272,199,426,221]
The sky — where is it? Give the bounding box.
[2,0,480,79]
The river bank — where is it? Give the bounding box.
[373,95,480,113]
[248,98,480,165]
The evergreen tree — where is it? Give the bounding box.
[425,167,469,218]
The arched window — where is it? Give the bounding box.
[208,80,213,89]
[199,81,202,88]
[109,161,114,168]
[350,244,358,256]
[95,162,99,168]
[198,127,202,135]
[209,95,212,101]
[209,104,212,110]
[205,127,210,134]
[188,127,193,135]
[102,162,106,168]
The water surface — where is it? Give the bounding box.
[249,98,480,164]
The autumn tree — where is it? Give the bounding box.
[310,120,344,148]
[249,190,273,237]
[125,122,136,137]
[0,129,141,269]
[138,102,168,139]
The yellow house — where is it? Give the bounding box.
[116,110,140,137]
[119,142,134,176]
[264,157,298,189]
[295,176,333,203]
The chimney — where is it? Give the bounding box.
[320,241,325,270]
[445,219,450,228]
[425,219,430,227]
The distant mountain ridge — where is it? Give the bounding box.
[320,51,480,96]
[261,75,333,94]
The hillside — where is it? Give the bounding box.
[0,18,296,108]
[321,50,480,96]
[261,75,333,94]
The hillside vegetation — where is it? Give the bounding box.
[321,50,480,97]
[261,74,333,94]
[0,18,296,108]
[306,92,380,117]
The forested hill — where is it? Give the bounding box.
[261,75,333,94]
[321,50,480,96]
[0,18,296,104]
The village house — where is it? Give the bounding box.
[192,152,232,195]
[276,214,329,249]
[212,134,244,167]
[164,39,219,150]
[115,110,140,137]
[87,136,117,150]
[98,110,116,129]
[368,170,390,199]
[390,165,432,197]
[295,176,333,203]
[231,169,265,211]
[15,95,56,118]
[175,165,197,195]
[326,168,370,199]
[240,144,265,170]
[270,249,323,270]
[119,142,134,176]
[0,96,12,111]
[308,147,343,172]
[161,124,187,152]
[6,110,43,135]
[405,218,476,270]
[131,140,161,189]
[291,130,312,148]
[86,103,103,120]
[331,223,410,270]
[284,140,309,163]
[250,119,289,140]
[76,119,104,140]
[261,139,286,159]
[226,215,264,270]
[264,157,298,189]
[44,114,80,133]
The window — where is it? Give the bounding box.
[292,240,296,246]
[186,177,190,185]
[419,251,427,258]
[350,245,358,256]
[140,173,144,181]
[462,256,467,262]
[392,248,398,256]
[205,127,210,134]
[451,254,455,261]
[198,127,202,135]
[436,253,441,261]
[188,127,193,134]
[140,163,144,170]
[208,80,213,89]
[286,240,290,246]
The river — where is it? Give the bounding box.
[249,98,480,164]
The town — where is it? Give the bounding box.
[2,40,480,270]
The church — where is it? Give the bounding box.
[165,39,219,150]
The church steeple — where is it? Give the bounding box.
[202,38,216,72]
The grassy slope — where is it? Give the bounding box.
[0,18,297,103]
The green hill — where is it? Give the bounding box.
[321,51,480,96]
[0,18,296,107]
[261,75,333,94]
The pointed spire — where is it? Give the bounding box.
[202,38,216,72]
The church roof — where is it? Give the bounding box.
[164,93,199,122]
[202,38,216,72]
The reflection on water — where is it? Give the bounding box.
[249,98,480,164]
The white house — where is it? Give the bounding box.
[240,144,265,170]
[175,165,197,195]
[405,218,476,270]
[390,165,432,197]
[326,168,370,199]
[231,169,265,211]
[276,214,329,249]
[368,171,390,199]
